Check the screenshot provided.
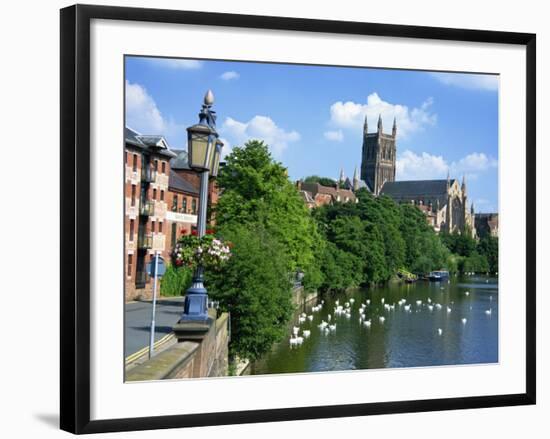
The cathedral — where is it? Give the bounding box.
[343,114,476,237]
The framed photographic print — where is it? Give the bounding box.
[60,4,536,434]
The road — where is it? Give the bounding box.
[125,297,185,358]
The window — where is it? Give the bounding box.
[159,222,163,233]
[181,198,187,213]
[161,161,166,174]
[172,195,178,212]
[160,190,164,201]
[132,154,138,171]
[127,254,133,277]
[131,185,136,206]
[151,221,155,233]
[171,223,177,247]
[154,159,158,172]
[191,199,197,214]
[129,219,134,241]
[153,188,157,200]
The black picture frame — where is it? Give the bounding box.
[60,4,536,434]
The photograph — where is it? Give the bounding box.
[123,56,500,381]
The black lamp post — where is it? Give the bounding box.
[179,90,222,322]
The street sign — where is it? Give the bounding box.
[147,255,166,277]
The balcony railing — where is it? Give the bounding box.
[141,167,157,183]
[140,200,154,216]
[137,233,153,249]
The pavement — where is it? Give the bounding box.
[125,297,185,358]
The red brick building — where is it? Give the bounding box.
[297,181,357,208]
[124,127,219,302]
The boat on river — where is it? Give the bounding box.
[428,270,450,281]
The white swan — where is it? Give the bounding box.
[364,319,372,327]
[446,306,452,313]
[461,318,467,324]
[437,328,443,335]
[465,291,470,296]
[329,324,337,331]
[303,330,311,338]
[416,300,422,306]
[379,316,386,323]
[428,305,434,312]
[485,308,492,315]
[292,326,300,335]
[307,315,313,321]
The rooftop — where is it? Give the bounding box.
[380,179,456,198]
[125,127,177,159]
[168,170,199,195]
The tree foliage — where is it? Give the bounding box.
[312,190,452,288]
[303,175,337,188]
[215,140,322,278]
[441,230,498,273]
[206,224,293,360]
[208,140,323,359]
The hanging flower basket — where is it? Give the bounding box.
[172,231,232,271]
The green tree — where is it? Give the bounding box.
[441,230,476,257]
[461,251,490,273]
[319,241,363,292]
[303,175,337,187]
[477,235,498,273]
[207,224,293,361]
[215,140,322,279]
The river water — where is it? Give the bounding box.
[250,275,498,375]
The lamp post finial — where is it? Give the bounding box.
[204,89,214,106]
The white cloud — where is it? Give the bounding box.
[147,58,203,70]
[396,150,497,181]
[451,152,498,174]
[125,80,185,145]
[221,115,300,157]
[125,80,166,133]
[396,150,448,180]
[328,93,436,139]
[430,72,499,91]
[324,130,344,142]
[220,71,240,81]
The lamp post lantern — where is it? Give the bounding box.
[179,90,222,322]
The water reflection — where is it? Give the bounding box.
[250,275,498,375]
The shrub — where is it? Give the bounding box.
[160,264,193,297]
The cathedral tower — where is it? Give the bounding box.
[360,114,397,195]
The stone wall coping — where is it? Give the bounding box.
[215,312,229,333]
[125,341,199,382]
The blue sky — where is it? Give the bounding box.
[125,56,499,213]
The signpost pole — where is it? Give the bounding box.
[149,251,160,359]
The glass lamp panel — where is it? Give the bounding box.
[211,145,221,176]
[189,134,209,169]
